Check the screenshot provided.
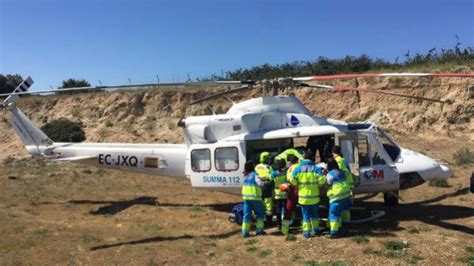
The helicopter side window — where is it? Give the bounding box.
[215,147,239,172]
[358,136,371,167]
[375,129,401,162]
[340,140,355,164]
[370,142,386,165]
[191,149,211,172]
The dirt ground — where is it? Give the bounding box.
[0,78,473,265]
[0,133,472,265]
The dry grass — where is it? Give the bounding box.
[0,79,473,265]
[0,135,472,265]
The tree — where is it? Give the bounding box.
[60,79,91,88]
[57,79,92,94]
[0,74,23,94]
[41,118,86,142]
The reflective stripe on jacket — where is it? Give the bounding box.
[273,169,288,199]
[255,163,273,181]
[290,159,325,205]
[335,155,354,189]
[241,172,263,201]
[286,163,298,182]
[326,169,351,203]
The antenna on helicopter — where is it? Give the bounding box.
[206,105,216,115]
[222,94,235,105]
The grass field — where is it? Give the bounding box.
[0,134,473,265]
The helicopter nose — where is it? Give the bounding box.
[397,149,452,182]
[438,164,452,180]
[420,163,451,181]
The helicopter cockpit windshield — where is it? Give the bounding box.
[374,128,401,162]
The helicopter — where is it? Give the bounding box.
[1,72,472,207]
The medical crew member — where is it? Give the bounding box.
[274,148,303,164]
[290,151,326,238]
[281,154,300,235]
[332,146,353,222]
[255,152,274,225]
[273,158,288,230]
[241,161,266,237]
[325,159,352,238]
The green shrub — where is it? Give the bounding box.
[383,240,409,250]
[246,246,257,252]
[80,233,102,243]
[351,235,369,243]
[409,254,425,264]
[82,169,93,174]
[56,78,96,95]
[453,148,474,165]
[245,239,258,245]
[363,247,383,256]
[259,249,273,258]
[428,179,450,188]
[189,205,203,212]
[41,118,86,142]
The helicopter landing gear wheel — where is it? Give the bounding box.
[384,191,399,207]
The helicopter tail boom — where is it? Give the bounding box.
[3,76,54,156]
[6,104,53,156]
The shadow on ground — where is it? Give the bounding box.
[91,229,241,251]
[64,186,472,250]
[350,187,473,236]
[68,197,237,215]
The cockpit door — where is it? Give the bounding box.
[353,132,399,193]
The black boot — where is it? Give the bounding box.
[265,215,273,227]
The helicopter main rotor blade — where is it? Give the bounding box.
[299,83,451,104]
[293,72,474,81]
[0,81,248,98]
[332,86,451,104]
[190,85,251,105]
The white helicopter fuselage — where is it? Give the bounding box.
[9,95,451,198]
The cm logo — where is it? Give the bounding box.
[363,169,384,180]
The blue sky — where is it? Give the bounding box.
[1,0,473,90]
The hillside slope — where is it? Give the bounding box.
[0,77,472,159]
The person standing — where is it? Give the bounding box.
[273,158,288,230]
[325,159,352,238]
[290,151,326,238]
[241,161,266,237]
[332,146,353,223]
[281,154,300,235]
[255,152,275,226]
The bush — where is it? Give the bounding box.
[382,240,409,251]
[218,43,474,81]
[428,179,450,187]
[351,235,369,243]
[453,148,474,165]
[41,118,86,142]
[56,78,95,95]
